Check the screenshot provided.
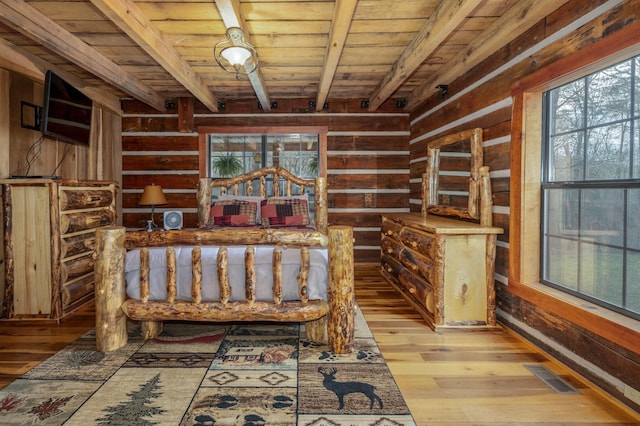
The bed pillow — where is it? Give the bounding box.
[209,200,258,226]
[217,194,265,223]
[260,197,310,227]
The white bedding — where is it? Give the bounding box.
[125,245,329,302]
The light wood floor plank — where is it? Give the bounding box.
[355,263,640,424]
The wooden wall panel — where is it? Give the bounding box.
[327,173,407,190]
[328,193,407,209]
[122,173,200,189]
[0,70,121,197]
[330,135,407,151]
[123,135,199,151]
[408,0,640,412]
[329,212,382,228]
[327,154,406,170]
[121,101,410,261]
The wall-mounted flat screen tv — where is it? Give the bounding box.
[42,70,93,146]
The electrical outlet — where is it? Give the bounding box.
[624,385,640,405]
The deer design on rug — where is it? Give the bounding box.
[318,366,383,410]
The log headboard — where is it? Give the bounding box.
[196,166,328,233]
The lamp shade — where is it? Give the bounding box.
[139,184,167,206]
[220,46,252,66]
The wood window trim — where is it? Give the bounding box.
[197,125,328,178]
[509,22,640,353]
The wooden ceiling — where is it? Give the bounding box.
[0,0,568,113]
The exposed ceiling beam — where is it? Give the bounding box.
[0,39,43,82]
[315,0,358,112]
[0,0,165,111]
[247,68,271,111]
[90,0,219,112]
[368,0,482,111]
[406,0,572,110]
[214,0,271,111]
[0,38,122,114]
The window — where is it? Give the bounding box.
[198,125,327,217]
[541,56,640,319]
[208,133,319,179]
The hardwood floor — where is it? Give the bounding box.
[0,304,95,390]
[356,263,639,425]
[1,263,639,425]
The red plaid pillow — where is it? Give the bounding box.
[260,198,309,227]
[209,200,257,226]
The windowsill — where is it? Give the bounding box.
[507,279,640,353]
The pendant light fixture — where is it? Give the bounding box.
[214,27,259,79]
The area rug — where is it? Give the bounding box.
[0,306,415,425]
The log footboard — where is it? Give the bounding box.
[93,225,354,354]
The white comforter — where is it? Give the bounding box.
[124,245,329,302]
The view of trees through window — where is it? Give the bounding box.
[542,55,640,319]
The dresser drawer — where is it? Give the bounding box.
[382,234,438,285]
[60,209,115,234]
[398,227,439,261]
[381,254,436,324]
[397,267,435,316]
[380,234,402,258]
[59,187,114,211]
[62,275,94,308]
[399,245,437,284]
[61,253,94,283]
[381,217,404,240]
[61,232,95,258]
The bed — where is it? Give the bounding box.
[93,166,355,354]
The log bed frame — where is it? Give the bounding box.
[93,166,355,354]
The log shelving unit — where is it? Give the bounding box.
[1,178,116,320]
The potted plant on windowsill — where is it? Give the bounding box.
[212,153,243,177]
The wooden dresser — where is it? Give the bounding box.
[381,213,503,331]
[1,179,117,320]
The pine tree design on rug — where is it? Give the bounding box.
[96,373,166,425]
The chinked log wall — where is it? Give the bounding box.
[121,98,409,263]
[408,0,640,413]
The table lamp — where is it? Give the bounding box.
[139,184,167,231]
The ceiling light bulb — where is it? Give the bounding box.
[220,46,252,66]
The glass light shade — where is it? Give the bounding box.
[139,184,167,206]
[214,27,258,76]
[220,46,252,66]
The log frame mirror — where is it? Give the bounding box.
[422,128,483,221]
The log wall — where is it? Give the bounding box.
[121,98,410,263]
[409,0,640,413]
